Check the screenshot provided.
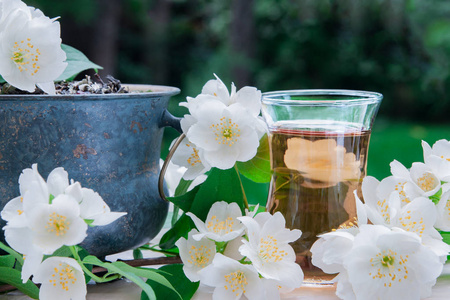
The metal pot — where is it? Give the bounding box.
[0,84,180,257]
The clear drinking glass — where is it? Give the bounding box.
[261,90,382,285]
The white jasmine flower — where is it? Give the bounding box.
[175,229,216,282]
[26,194,87,254]
[422,139,450,180]
[33,257,87,300]
[390,160,443,199]
[364,181,438,238]
[0,6,67,94]
[361,177,448,258]
[170,136,211,180]
[409,162,443,197]
[201,74,262,118]
[238,212,303,289]
[179,76,266,170]
[186,201,244,242]
[311,230,355,275]
[186,99,260,169]
[198,253,264,300]
[284,138,361,187]
[1,164,68,227]
[344,225,443,300]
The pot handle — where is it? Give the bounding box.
[159,109,182,133]
[158,133,186,202]
[158,109,184,202]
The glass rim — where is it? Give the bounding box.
[261,89,383,106]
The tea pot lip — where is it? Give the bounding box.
[0,84,181,101]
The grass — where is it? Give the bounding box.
[368,119,450,180]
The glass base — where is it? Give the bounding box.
[297,253,337,286]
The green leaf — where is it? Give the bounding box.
[0,267,39,299]
[166,185,200,213]
[0,255,16,268]
[56,44,103,81]
[0,75,5,83]
[159,214,194,250]
[430,188,443,204]
[174,179,194,197]
[0,242,23,265]
[441,231,450,245]
[51,246,73,258]
[236,134,271,183]
[133,248,144,260]
[141,264,199,300]
[190,167,245,220]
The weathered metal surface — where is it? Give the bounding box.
[0,84,180,257]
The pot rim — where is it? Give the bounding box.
[0,84,180,101]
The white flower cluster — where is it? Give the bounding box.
[311,139,450,300]
[1,164,126,300]
[0,0,67,94]
[175,201,303,300]
[171,75,267,179]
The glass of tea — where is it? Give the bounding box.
[261,90,382,285]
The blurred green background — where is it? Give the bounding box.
[26,0,449,200]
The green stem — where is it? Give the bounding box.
[215,241,228,254]
[274,173,302,193]
[234,164,249,210]
[238,257,252,264]
[171,179,193,226]
[69,246,120,283]
[0,242,24,265]
[171,206,180,227]
[138,245,179,256]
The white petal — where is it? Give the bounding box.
[1,196,26,226]
[36,81,56,95]
[21,250,44,283]
[46,167,69,196]
[231,86,262,117]
[4,226,35,254]
[390,160,411,179]
[201,76,230,105]
[90,212,127,226]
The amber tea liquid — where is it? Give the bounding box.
[267,120,370,284]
